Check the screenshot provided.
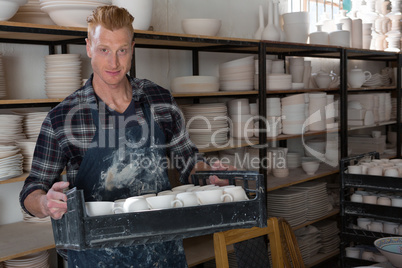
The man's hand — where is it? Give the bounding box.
[42,181,70,220]
[209,160,236,186]
[25,181,70,220]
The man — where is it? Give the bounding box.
[20,6,228,267]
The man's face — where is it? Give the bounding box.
[86,25,134,88]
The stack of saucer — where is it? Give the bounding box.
[287,152,301,169]
[23,112,48,139]
[281,94,307,135]
[45,54,82,99]
[0,144,23,181]
[16,139,36,172]
[266,74,292,90]
[0,54,6,99]
[4,251,49,268]
[181,103,229,148]
[219,56,254,91]
[0,114,25,143]
[312,220,340,254]
[307,92,327,132]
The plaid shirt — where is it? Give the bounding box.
[20,75,200,214]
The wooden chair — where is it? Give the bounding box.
[213,217,305,268]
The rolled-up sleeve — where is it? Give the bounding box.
[19,115,66,215]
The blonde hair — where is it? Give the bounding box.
[87,5,134,40]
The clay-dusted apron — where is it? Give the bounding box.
[67,100,187,268]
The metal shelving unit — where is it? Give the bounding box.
[339,152,402,267]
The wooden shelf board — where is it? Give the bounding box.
[267,128,339,141]
[0,221,55,262]
[348,120,396,131]
[172,90,258,97]
[306,249,340,268]
[198,138,259,153]
[292,209,340,231]
[267,165,339,192]
[348,86,396,92]
[267,87,339,94]
[0,173,29,185]
[0,98,63,105]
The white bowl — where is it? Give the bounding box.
[282,12,310,24]
[182,18,221,36]
[171,76,219,93]
[301,161,320,175]
[374,237,402,268]
[41,3,105,27]
[0,0,26,21]
[284,24,309,43]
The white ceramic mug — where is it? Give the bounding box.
[176,192,199,207]
[367,221,383,232]
[196,189,234,205]
[85,201,114,216]
[372,130,381,138]
[146,195,184,210]
[345,247,361,258]
[361,251,375,261]
[362,195,377,204]
[367,166,383,176]
[350,193,363,203]
[223,186,249,202]
[383,221,399,234]
[357,217,372,230]
[384,168,399,177]
[113,197,149,213]
[377,196,392,206]
[348,165,362,174]
[392,197,402,207]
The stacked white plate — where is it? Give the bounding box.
[267,188,308,227]
[0,54,6,99]
[0,114,25,143]
[4,250,49,268]
[362,73,384,87]
[312,220,340,254]
[266,98,281,117]
[181,103,229,148]
[307,92,327,131]
[45,54,82,99]
[295,225,322,265]
[0,145,23,181]
[39,0,110,27]
[10,0,55,25]
[16,139,36,172]
[281,94,307,135]
[266,74,292,90]
[219,56,255,91]
[170,76,219,93]
[287,152,301,169]
[23,112,47,139]
[292,181,331,221]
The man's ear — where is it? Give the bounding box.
[86,38,92,58]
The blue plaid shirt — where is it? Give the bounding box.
[20,74,200,214]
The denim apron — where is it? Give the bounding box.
[67,99,187,268]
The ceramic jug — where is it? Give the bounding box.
[254,5,264,40]
[314,70,338,88]
[348,66,372,88]
[329,22,350,47]
[261,0,280,41]
[309,24,329,45]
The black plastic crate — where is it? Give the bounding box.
[51,171,266,250]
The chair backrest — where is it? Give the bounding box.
[213,217,305,268]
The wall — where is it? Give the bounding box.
[0,0,385,225]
